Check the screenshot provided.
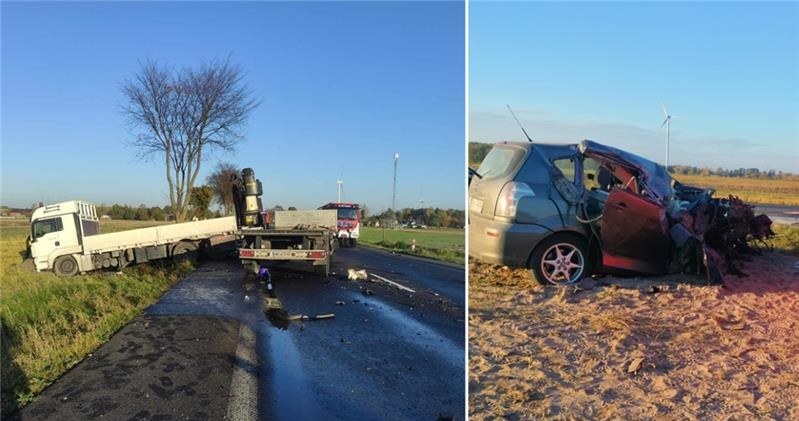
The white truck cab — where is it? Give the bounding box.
[30,201,99,273]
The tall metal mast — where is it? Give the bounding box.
[392,153,399,211]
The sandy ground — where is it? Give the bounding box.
[469,252,799,421]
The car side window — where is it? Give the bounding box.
[582,158,600,189]
[552,158,576,184]
[33,217,63,239]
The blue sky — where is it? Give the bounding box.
[1,1,465,210]
[470,2,799,173]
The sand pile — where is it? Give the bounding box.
[469,252,799,420]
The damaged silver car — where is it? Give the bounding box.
[468,140,774,285]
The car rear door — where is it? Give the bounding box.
[600,188,671,274]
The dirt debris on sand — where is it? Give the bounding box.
[469,253,799,421]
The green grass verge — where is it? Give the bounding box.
[358,226,465,265]
[0,219,192,414]
[772,224,799,257]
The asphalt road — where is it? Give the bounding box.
[756,204,799,225]
[14,246,465,421]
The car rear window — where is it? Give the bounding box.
[476,146,525,181]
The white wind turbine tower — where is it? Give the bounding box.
[660,105,680,172]
[336,178,344,203]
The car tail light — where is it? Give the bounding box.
[495,181,535,218]
[307,251,325,259]
[239,249,255,258]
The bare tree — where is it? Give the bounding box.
[120,58,258,222]
[206,162,240,215]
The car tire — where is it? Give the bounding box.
[53,255,79,277]
[529,233,588,286]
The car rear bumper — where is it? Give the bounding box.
[468,214,553,267]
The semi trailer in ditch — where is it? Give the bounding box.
[28,201,237,276]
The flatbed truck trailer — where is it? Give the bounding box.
[28,201,237,276]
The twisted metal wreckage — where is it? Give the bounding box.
[556,141,775,283]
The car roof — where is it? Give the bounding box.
[492,141,578,159]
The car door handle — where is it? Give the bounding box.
[612,202,627,209]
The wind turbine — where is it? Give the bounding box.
[660,105,680,171]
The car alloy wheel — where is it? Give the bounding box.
[540,242,585,285]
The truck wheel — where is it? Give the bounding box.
[53,255,79,277]
[529,233,588,286]
[172,241,198,264]
[351,239,357,247]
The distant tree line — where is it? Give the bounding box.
[97,184,219,221]
[469,142,797,179]
[363,208,465,229]
[469,142,493,167]
[668,165,798,180]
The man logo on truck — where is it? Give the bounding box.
[319,202,360,248]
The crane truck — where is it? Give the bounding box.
[233,168,337,276]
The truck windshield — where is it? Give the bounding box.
[337,208,358,220]
[32,217,63,239]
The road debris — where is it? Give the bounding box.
[647,285,671,294]
[712,314,747,331]
[628,357,645,374]
[335,300,346,305]
[348,268,368,281]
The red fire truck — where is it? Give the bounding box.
[319,202,360,247]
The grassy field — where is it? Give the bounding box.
[668,174,799,206]
[772,224,799,256]
[358,226,465,265]
[0,219,192,415]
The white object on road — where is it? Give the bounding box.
[347,269,368,281]
[368,272,416,293]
